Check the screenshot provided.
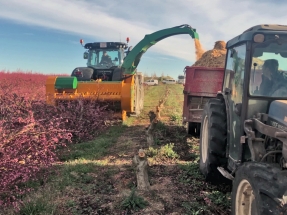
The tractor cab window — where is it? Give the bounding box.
[250,39,287,98]
[223,43,247,160]
[224,45,246,104]
[87,49,122,68]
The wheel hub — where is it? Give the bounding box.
[235,179,257,215]
[201,115,208,163]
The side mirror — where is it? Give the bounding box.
[224,87,231,95]
[83,52,88,59]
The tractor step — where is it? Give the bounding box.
[217,167,234,180]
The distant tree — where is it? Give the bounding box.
[160,72,165,81]
[166,75,173,79]
[152,72,157,78]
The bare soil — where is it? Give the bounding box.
[55,117,232,214]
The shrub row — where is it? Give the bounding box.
[0,72,115,206]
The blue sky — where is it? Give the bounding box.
[0,0,285,79]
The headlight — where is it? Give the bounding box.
[254,34,265,43]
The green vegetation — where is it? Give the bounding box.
[146,143,180,163]
[121,188,149,211]
[19,198,57,215]
[59,125,126,161]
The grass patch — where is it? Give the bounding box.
[59,125,127,161]
[178,162,204,185]
[120,188,149,212]
[14,164,120,214]
[123,116,136,126]
[19,196,57,215]
[177,162,232,214]
[146,143,180,164]
[182,201,208,215]
[155,121,168,131]
[161,84,184,118]
[143,85,168,108]
[207,191,231,209]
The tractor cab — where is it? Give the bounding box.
[71,41,129,82]
[83,42,128,69]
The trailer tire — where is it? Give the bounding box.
[231,162,287,215]
[199,98,229,184]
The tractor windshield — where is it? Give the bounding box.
[87,49,123,68]
[250,39,287,98]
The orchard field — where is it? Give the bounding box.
[0,71,231,215]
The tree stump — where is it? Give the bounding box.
[133,149,150,190]
[146,111,157,146]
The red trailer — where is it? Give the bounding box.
[182,66,224,136]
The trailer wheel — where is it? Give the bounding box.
[232,162,287,215]
[199,98,229,184]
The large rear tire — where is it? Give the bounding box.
[231,162,287,215]
[199,98,229,184]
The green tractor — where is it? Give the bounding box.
[199,24,287,214]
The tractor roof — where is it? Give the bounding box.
[226,24,287,48]
[84,42,128,50]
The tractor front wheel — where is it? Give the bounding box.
[232,162,287,215]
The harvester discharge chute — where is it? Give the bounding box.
[46,24,199,120]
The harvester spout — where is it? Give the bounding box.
[121,24,199,75]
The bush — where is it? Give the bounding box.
[0,71,114,207]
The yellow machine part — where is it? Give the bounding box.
[46,75,135,121]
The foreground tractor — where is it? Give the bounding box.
[199,24,287,214]
[46,24,199,120]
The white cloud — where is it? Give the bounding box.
[0,0,287,64]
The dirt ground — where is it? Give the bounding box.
[57,117,231,215]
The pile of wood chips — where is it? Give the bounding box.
[192,41,227,68]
